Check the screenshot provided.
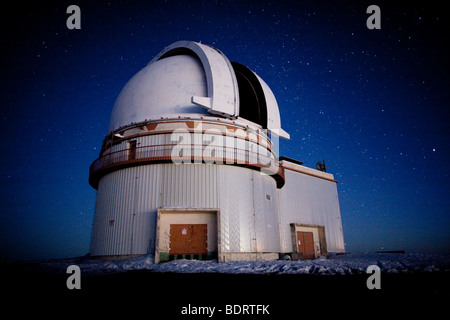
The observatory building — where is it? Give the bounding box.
[89,41,345,262]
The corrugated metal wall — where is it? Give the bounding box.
[277,169,345,253]
[91,158,344,257]
[90,164,162,256]
[90,162,281,257]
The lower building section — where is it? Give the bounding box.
[90,160,345,261]
[278,161,345,254]
[90,163,281,258]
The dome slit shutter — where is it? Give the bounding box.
[152,41,239,119]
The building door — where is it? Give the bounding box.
[169,224,207,255]
[296,231,315,260]
[128,140,137,160]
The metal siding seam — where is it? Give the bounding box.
[178,164,184,206]
[196,164,202,206]
[160,164,166,207]
[218,166,229,252]
[180,164,186,206]
[262,175,279,252]
[227,166,238,252]
[155,164,163,251]
[105,174,112,255]
[140,165,151,254]
[205,164,210,207]
[200,164,205,207]
[248,170,256,252]
[118,169,125,255]
[174,164,180,206]
[105,173,113,255]
[124,168,135,255]
[144,166,152,253]
[102,174,111,255]
[176,165,182,206]
[129,167,137,254]
[136,166,144,254]
[118,170,126,255]
[164,163,170,207]
[213,164,218,208]
[236,168,252,252]
[147,165,155,252]
[133,166,142,254]
[116,170,124,255]
[186,164,192,206]
[94,179,103,255]
[102,175,112,254]
[117,170,125,255]
[253,171,263,252]
[141,165,151,253]
[163,164,170,207]
[161,164,167,207]
[164,164,170,206]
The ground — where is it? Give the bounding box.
[2,252,448,318]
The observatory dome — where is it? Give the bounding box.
[109,54,209,131]
[89,41,345,261]
[108,41,289,139]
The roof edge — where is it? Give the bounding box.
[280,159,337,183]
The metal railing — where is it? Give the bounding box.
[89,143,285,188]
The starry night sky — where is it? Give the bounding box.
[1,0,448,260]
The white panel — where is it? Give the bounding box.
[277,169,345,253]
[132,164,162,254]
[217,166,280,254]
[91,167,137,256]
[151,41,239,118]
[160,163,219,208]
[91,165,164,256]
[253,171,281,252]
[253,171,268,252]
[218,166,254,252]
[109,54,208,131]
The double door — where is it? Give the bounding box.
[169,224,208,255]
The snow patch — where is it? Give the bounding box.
[37,252,450,276]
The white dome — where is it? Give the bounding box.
[108,41,289,139]
[109,54,208,131]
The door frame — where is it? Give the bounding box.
[155,208,220,263]
[290,223,327,259]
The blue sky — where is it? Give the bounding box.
[1,0,448,260]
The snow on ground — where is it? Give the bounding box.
[38,252,450,276]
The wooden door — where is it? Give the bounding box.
[296,231,315,260]
[169,224,190,255]
[189,224,207,254]
[169,224,207,255]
